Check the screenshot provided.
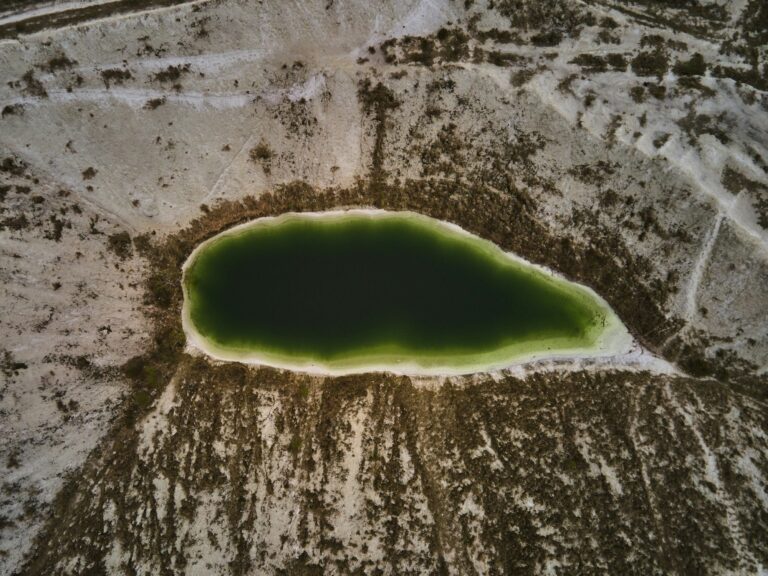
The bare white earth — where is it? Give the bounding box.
[0,0,766,574]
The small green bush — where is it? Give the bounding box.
[530,30,562,47]
[250,142,273,162]
[108,231,133,259]
[673,53,706,76]
[250,142,274,174]
[288,435,302,455]
[606,53,627,70]
[570,54,607,72]
[132,389,152,409]
[100,68,132,88]
[631,50,669,78]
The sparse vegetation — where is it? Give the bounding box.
[6,449,21,469]
[485,50,525,66]
[143,97,166,110]
[721,166,768,229]
[494,0,593,39]
[379,28,472,66]
[1,350,27,379]
[81,167,97,180]
[11,156,765,573]
[606,53,627,70]
[530,30,562,47]
[39,54,77,73]
[677,108,729,145]
[570,53,608,72]
[357,79,399,189]
[754,195,768,229]
[676,76,715,97]
[0,157,26,176]
[475,27,520,44]
[631,49,669,78]
[510,68,537,86]
[3,3,768,575]
[597,29,620,44]
[0,214,29,231]
[568,160,616,185]
[100,67,132,88]
[570,51,624,74]
[152,63,191,83]
[1,104,24,117]
[107,231,133,259]
[630,85,646,103]
[673,52,706,76]
[44,215,66,241]
[647,83,666,99]
[21,70,47,98]
[653,133,670,148]
[249,142,274,174]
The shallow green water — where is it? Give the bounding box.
[183,211,616,372]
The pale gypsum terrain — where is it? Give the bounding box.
[0,0,766,574]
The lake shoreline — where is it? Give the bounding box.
[181,209,634,376]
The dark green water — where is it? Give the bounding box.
[184,212,610,370]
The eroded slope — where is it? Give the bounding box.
[0,0,766,573]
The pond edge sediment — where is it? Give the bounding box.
[181,209,633,376]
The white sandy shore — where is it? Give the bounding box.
[181,209,635,376]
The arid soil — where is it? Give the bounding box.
[1,0,767,574]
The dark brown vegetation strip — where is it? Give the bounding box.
[134,176,758,392]
[0,0,197,39]
[21,356,768,575]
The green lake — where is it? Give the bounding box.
[182,210,628,374]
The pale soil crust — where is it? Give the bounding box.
[7,118,766,576]
[18,177,767,574]
[2,0,767,572]
[19,357,768,575]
